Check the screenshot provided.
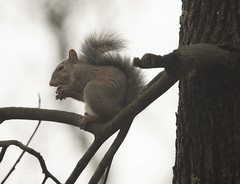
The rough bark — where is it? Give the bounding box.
[174,0,240,184]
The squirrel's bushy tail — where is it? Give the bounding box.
[81,33,126,63]
[80,33,144,105]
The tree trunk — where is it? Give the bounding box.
[173,0,240,184]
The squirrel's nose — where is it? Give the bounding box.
[49,80,54,86]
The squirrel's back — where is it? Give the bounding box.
[80,33,144,105]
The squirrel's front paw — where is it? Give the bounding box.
[56,86,66,100]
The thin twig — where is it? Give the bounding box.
[1,94,43,184]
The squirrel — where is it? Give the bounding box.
[49,33,144,128]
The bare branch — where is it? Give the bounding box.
[0,140,61,184]
[134,44,230,71]
[0,107,80,127]
[133,52,177,68]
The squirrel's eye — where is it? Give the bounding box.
[58,65,64,71]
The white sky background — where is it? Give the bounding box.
[0,0,181,183]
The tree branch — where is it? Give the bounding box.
[134,44,230,73]
[0,107,80,127]
[0,140,61,184]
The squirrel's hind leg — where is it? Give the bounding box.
[78,113,104,129]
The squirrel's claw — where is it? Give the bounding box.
[55,95,65,100]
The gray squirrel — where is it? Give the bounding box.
[49,33,144,128]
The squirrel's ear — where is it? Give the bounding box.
[69,49,78,63]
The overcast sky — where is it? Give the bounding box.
[0,0,181,183]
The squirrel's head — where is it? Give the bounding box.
[49,49,78,87]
